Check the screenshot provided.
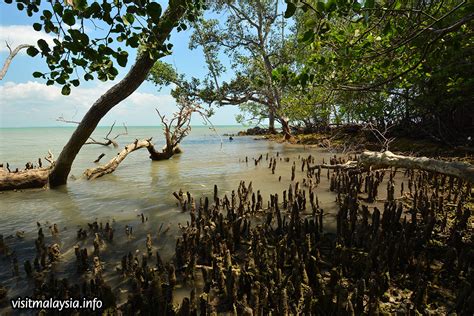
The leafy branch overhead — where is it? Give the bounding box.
[5,0,206,95]
[280,0,473,90]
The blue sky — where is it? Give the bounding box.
[0,2,243,127]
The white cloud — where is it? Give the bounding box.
[0,80,178,127]
[0,25,56,53]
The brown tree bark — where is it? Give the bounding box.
[48,1,189,187]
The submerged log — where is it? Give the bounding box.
[360,151,474,183]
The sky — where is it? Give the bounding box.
[0,2,243,127]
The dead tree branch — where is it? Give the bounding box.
[57,116,128,148]
[83,138,158,180]
[364,122,396,151]
[0,43,33,80]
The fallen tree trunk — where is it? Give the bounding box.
[84,139,157,180]
[359,151,474,183]
[0,168,51,191]
[308,161,358,171]
[0,151,55,191]
[83,138,182,179]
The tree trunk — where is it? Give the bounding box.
[359,151,474,183]
[48,2,188,187]
[280,118,293,141]
[84,139,157,180]
[48,54,155,187]
[268,109,276,134]
[149,145,182,161]
[84,140,183,179]
[0,168,51,191]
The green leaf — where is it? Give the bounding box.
[84,73,94,81]
[301,30,314,42]
[26,46,39,57]
[43,10,53,19]
[73,0,88,11]
[326,0,337,11]
[37,39,50,52]
[122,13,135,25]
[316,1,325,12]
[116,53,128,67]
[33,23,42,31]
[147,2,161,20]
[32,71,43,78]
[62,10,76,26]
[383,21,392,36]
[61,85,71,95]
[284,2,296,18]
[365,0,375,9]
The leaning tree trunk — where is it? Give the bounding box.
[48,3,188,187]
[48,54,155,187]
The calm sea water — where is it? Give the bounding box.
[0,126,339,309]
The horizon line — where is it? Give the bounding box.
[0,124,263,129]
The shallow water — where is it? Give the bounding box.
[0,126,343,311]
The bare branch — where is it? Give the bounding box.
[0,43,33,80]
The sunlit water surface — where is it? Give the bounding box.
[0,126,343,312]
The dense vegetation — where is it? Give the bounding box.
[173,0,473,144]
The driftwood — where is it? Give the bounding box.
[308,151,474,183]
[84,138,186,180]
[359,151,474,183]
[0,151,54,191]
[83,139,158,180]
[0,168,50,191]
[308,161,358,171]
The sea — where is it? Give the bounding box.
[0,125,340,309]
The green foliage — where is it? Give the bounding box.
[7,0,205,94]
[148,61,179,90]
[278,0,473,136]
